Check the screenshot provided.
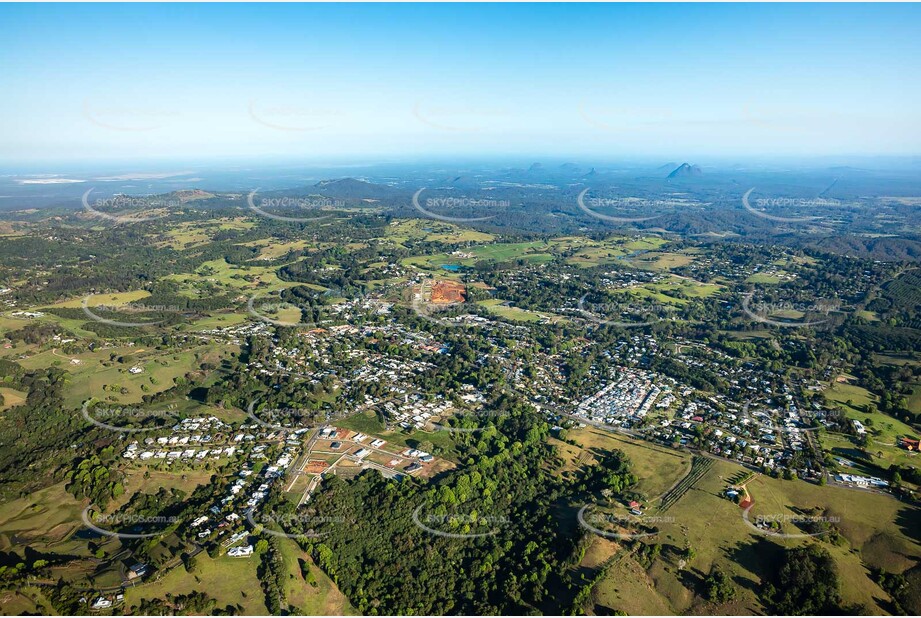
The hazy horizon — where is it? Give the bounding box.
[2,3,920,163]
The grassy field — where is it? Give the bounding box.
[582,454,920,615]
[118,468,218,506]
[825,379,917,447]
[476,299,556,323]
[275,536,357,615]
[182,312,249,331]
[562,426,692,501]
[163,258,288,295]
[608,275,722,308]
[565,246,628,268]
[48,290,152,310]
[240,238,315,260]
[385,219,495,245]
[124,551,268,614]
[627,251,695,271]
[0,483,90,555]
[402,241,554,273]
[15,343,233,408]
[337,409,460,461]
[0,587,57,615]
[159,218,258,250]
[0,386,27,411]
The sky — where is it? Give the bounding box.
[1,3,919,165]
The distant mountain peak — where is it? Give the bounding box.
[312,177,395,199]
[314,177,372,189]
[667,163,702,178]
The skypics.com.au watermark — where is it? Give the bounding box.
[577,295,672,328]
[411,505,509,539]
[412,101,509,133]
[82,189,178,223]
[742,507,839,539]
[247,293,318,328]
[81,402,180,434]
[431,409,511,434]
[741,188,831,225]
[741,294,839,328]
[246,509,348,539]
[248,99,344,132]
[246,400,315,432]
[412,188,503,223]
[82,507,178,539]
[741,395,820,436]
[81,294,183,328]
[576,189,663,225]
[82,99,180,133]
[577,505,673,540]
[247,189,338,223]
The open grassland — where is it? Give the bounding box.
[385,219,495,245]
[16,343,233,408]
[557,235,667,268]
[565,246,628,268]
[48,290,152,310]
[276,536,357,615]
[591,552,687,615]
[0,588,56,615]
[163,258,287,295]
[825,380,917,446]
[0,483,88,554]
[745,272,785,284]
[626,251,695,271]
[158,218,258,250]
[182,312,249,331]
[468,241,549,261]
[582,455,919,615]
[240,238,315,260]
[337,409,460,462]
[124,551,268,615]
[0,386,27,411]
[402,240,555,272]
[822,430,920,475]
[564,427,692,501]
[476,299,556,323]
[609,275,722,307]
[2,311,100,340]
[121,468,217,502]
[826,378,875,409]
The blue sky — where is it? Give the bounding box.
[1,3,919,163]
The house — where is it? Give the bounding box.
[91,597,112,609]
[354,448,371,459]
[127,563,148,580]
[404,462,423,473]
[330,441,342,450]
[228,545,254,557]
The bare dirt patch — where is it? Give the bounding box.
[431,280,466,304]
